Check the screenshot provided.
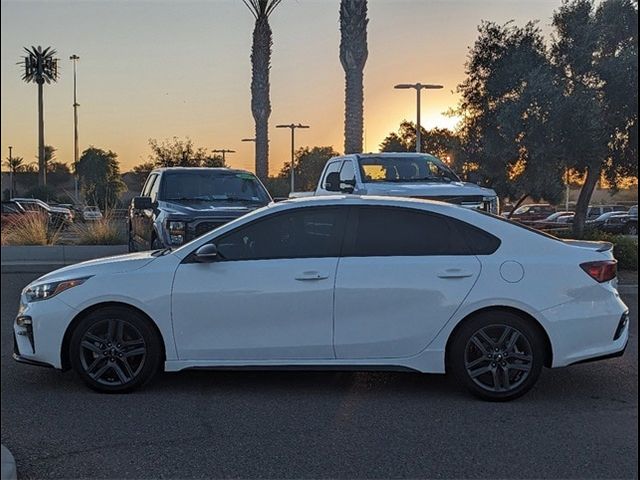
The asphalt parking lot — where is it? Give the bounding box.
[1,271,637,479]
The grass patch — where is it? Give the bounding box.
[1,213,61,246]
[70,213,125,245]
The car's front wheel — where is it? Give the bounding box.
[449,311,545,401]
[69,306,162,393]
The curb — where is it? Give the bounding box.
[1,445,17,480]
[1,245,128,273]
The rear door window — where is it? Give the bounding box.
[344,206,471,257]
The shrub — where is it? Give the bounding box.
[70,213,125,245]
[1,213,61,246]
[554,229,638,271]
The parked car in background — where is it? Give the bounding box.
[588,211,629,234]
[11,198,73,227]
[533,211,573,228]
[622,205,638,235]
[298,153,500,214]
[79,206,103,222]
[1,200,32,227]
[586,205,627,221]
[14,196,628,401]
[128,167,272,251]
[507,204,557,222]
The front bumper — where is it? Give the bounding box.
[13,297,75,370]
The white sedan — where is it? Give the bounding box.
[13,196,629,401]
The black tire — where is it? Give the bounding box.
[449,311,544,401]
[69,306,162,393]
[624,222,637,236]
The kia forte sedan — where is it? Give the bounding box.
[13,196,629,401]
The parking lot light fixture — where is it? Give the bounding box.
[276,123,310,193]
[394,83,443,153]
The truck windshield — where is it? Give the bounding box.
[161,171,270,204]
[358,155,460,183]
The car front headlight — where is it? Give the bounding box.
[167,221,186,245]
[483,196,500,214]
[23,277,91,302]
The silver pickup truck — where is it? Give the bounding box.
[297,153,499,214]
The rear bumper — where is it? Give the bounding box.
[569,340,627,365]
[541,290,630,367]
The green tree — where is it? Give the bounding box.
[76,147,126,210]
[340,0,369,154]
[455,21,565,209]
[243,0,283,181]
[147,137,226,168]
[552,0,638,236]
[202,154,226,168]
[278,146,340,192]
[380,121,465,169]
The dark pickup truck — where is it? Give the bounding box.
[128,167,272,251]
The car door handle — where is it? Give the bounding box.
[295,271,329,281]
[437,269,474,279]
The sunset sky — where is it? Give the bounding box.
[1,0,559,175]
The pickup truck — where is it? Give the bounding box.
[297,153,499,214]
[128,167,272,251]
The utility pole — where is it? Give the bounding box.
[394,83,443,153]
[211,149,236,164]
[275,123,309,193]
[8,145,13,199]
[70,54,80,202]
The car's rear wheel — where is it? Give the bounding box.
[624,222,638,235]
[69,307,162,393]
[449,311,544,401]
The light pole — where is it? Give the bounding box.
[70,54,80,202]
[212,149,236,164]
[394,83,443,153]
[276,123,309,193]
[8,145,13,199]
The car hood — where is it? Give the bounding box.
[33,251,158,284]
[158,200,262,217]
[360,182,497,198]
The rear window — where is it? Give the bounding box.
[345,206,470,257]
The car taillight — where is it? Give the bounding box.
[580,260,617,283]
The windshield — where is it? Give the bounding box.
[358,155,460,183]
[160,171,271,204]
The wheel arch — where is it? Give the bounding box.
[444,306,553,371]
[60,301,167,371]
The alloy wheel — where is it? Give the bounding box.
[79,318,147,386]
[464,324,533,393]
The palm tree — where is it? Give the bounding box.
[4,156,25,195]
[340,0,368,154]
[242,0,283,181]
[19,46,59,186]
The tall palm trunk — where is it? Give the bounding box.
[37,80,46,186]
[340,0,368,154]
[251,16,272,181]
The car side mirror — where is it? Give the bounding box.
[325,172,341,192]
[194,243,219,262]
[132,196,154,210]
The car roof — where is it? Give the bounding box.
[274,194,460,212]
[151,167,255,175]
